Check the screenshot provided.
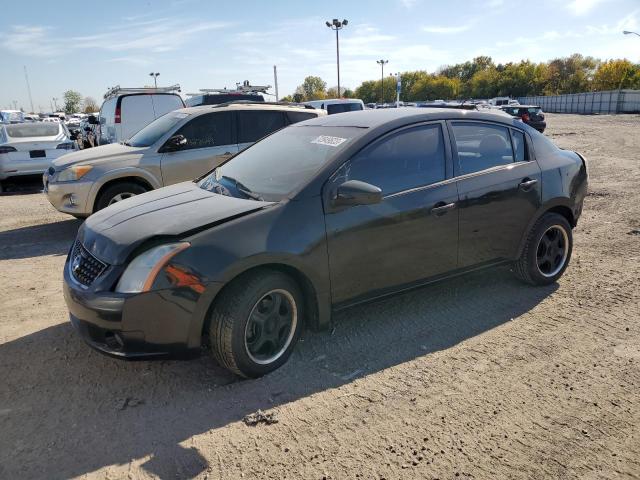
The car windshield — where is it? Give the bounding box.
[198,125,361,201]
[5,123,60,138]
[127,111,190,147]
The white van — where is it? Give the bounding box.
[488,97,511,106]
[303,98,364,114]
[95,85,184,145]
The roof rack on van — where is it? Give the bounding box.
[209,100,316,110]
[103,84,181,100]
[186,81,271,97]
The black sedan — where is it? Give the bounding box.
[500,105,547,133]
[64,108,588,377]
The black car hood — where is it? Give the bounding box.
[78,182,273,265]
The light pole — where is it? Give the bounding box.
[623,30,640,37]
[326,19,348,97]
[376,59,388,104]
[52,97,58,111]
[149,72,160,88]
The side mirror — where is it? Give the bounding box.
[87,115,98,125]
[163,134,187,152]
[333,180,382,208]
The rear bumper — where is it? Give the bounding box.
[528,120,546,132]
[63,259,208,358]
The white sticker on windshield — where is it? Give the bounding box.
[311,135,348,147]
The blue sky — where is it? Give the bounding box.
[1,0,639,111]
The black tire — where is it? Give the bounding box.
[94,182,148,212]
[209,270,304,378]
[514,213,573,285]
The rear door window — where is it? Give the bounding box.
[237,110,286,143]
[326,103,363,114]
[173,112,233,150]
[510,129,527,162]
[151,94,184,118]
[451,122,514,175]
[120,95,154,138]
[341,123,446,196]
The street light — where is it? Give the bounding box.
[149,72,160,88]
[376,59,388,104]
[623,30,640,37]
[326,19,348,97]
[52,97,58,111]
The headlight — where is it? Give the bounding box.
[57,165,93,182]
[116,242,190,293]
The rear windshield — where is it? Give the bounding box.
[127,111,190,147]
[5,123,60,137]
[327,103,363,114]
[198,125,362,201]
[186,94,265,107]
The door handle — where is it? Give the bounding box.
[519,178,538,190]
[430,202,456,216]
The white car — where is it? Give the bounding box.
[0,122,76,188]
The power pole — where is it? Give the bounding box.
[24,66,34,113]
[273,65,279,101]
[376,60,388,104]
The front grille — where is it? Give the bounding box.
[70,240,108,286]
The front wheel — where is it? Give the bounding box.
[94,182,148,212]
[209,270,303,378]
[514,213,573,285]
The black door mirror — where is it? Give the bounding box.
[334,180,382,207]
[87,115,98,125]
[163,134,188,152]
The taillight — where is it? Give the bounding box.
[0,145,17,154]
[521,113,530,122]
[56,142,75,150]
[115,104,121,123]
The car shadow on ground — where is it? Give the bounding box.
[0,267,558,479]
[0,218,81,260]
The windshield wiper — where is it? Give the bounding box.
[221,175,264,201]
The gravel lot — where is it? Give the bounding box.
[1,113,639,479]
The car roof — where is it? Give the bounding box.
[298,107,519,129]
[175,103,324,115]
[502,104,540,108]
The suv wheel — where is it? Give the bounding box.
[95,182,148,212]
[209,270,303,378]
[514,212,573,285]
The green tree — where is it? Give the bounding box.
[592,59,640,90]
[295,76,327,101]
[63,90,82,114]
[410,75,460,100]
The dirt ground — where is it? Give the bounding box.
[1,113,639,480]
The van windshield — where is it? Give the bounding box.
[127,112,190,147]
[198,125,362,201]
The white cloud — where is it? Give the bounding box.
[566,0,608,16]
[422,24,471,34]
[1,18,231,58]
[399,0,419,8]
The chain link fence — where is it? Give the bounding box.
[517,89,640,114]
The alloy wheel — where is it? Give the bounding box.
[536,225,569,277]
[244,289,297,365]
[108,192,136,205]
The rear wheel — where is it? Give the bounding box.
[514,213,572,285]
[94,182,148,212]
[209,270,303,378]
